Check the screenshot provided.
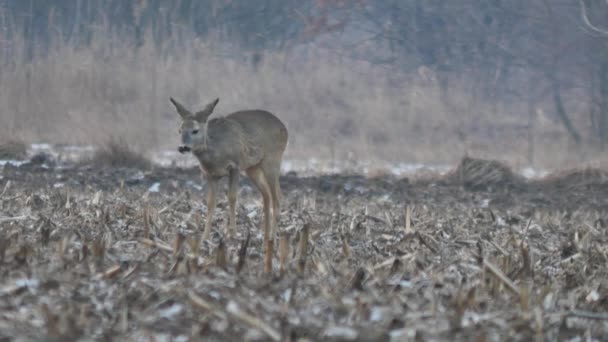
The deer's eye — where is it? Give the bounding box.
[192,129,199,134]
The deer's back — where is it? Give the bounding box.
[225,110,288,155]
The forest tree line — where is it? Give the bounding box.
[1,0,608,148]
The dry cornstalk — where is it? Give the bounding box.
[173,232,185,257]
[188,291,227,320]
[91,238,106,264]
[486,239,509,257]
[349,214,359,231]
[341,233,351,258]
[311,254,328,276]
[560,253,581,265]
[298,223,310,274]
[188,233,202,256]
[519,283,531,311]
[534,307,544,342]
[279,231,290,274]
[40,303,60,336]
[99,264,122,279]
[0,180,11,196]
[416,232,437,254]
[483,259,520,296]
[158,193,185,214]
[139,238,173,253]
[265,238,274,274]
[120,264,139,280]
[236,231,251,274]
[520,241,533,278]
[372,254,412,270]
[405,205,412,234]
[384,210,394,228]
[142,207,150,240]
[188,292,281,341]
[215,238,227,269]
[350,268,366,290]
[226,300,281,341]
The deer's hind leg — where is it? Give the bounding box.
[226,168,239,237]
[246,165,273,273]
[260,159,282,239]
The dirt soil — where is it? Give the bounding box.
[1,158,608,341]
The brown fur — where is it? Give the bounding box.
[171,97,288,273]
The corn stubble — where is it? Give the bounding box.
[0,158,606,340]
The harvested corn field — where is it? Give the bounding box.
[0,156,608,341]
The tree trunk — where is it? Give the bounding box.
[600,59,608,150]
[551,77,581,144]
[527,82,536,165]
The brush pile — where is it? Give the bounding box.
[0,160,607,340]
[447,157,525,191]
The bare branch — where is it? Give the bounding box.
[579,0,608,35]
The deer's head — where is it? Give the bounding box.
[170,97,219,153]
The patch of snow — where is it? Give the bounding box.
[158,303,183,319]
[22,144,560,180]
[0,160,29,167]
[30,143,52,150]
[386,279,413,288]
[226,300,240,314]
[63,145,95,152]
[461,311,482,328]
[495,216,506,227]
[130,171,145,181]
[15,278,40,289]
[323,326,358,340]
[586,290,600,303]
[282,288,292,302]
[390,328,414,341]
[186,180,202,191]
[370,307,390,322]
[520,166,549,179]
[148,182,161,193]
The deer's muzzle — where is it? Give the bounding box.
[178,145,192,154]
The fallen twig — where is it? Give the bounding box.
[139,238,173,253]
[483,259,521,296]
[188,291,227,320]
[567,310,608,321]
[158,193,185,214]
[0,215,29,223]
[226,300,281,341]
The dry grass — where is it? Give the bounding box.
[83,137,151,169]
[0,140,27,160]
[0,159,607,340]
[0,30,604,170]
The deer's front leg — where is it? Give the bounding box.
[202,178,218,241]
[227,168,239,237]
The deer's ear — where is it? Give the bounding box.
[194,97,220,122]
[170,97,193,119]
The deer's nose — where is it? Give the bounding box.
[178,145,191,154]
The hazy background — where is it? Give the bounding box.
[1,0,608,170]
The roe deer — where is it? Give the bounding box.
[170,97,288,273]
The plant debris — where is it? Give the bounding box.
[0,158,607,340]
